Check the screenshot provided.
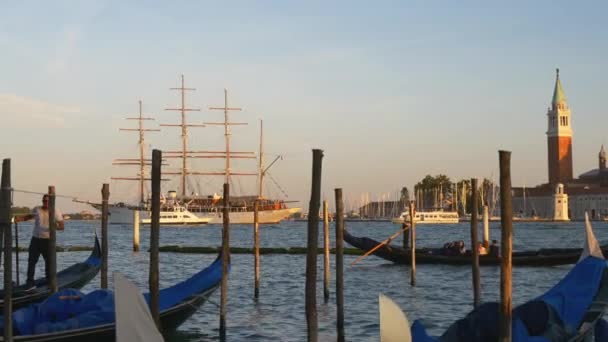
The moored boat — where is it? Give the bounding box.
[344,229,588,266]
[381,214,608,341]
[0,252,224,341]
[0,235,101,311]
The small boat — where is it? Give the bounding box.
[0,235,101,311]
[391,211,459,224]
[0,252,224,341]
[344,229,587,266]
[382,214,608,342]
[140,203,212,225]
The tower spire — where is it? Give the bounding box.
[552,67,567,108]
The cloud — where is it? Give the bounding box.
[0,93,80,127]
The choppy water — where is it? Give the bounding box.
[4,219,608,341]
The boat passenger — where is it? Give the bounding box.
[478,242,488,256]
[457,240,466,255]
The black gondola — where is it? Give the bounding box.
[344,229,593,266]
[1,252,224,341]
[0,235,101,311]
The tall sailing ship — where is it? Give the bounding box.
[97,75,300,225]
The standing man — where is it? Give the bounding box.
[15,194,64,290]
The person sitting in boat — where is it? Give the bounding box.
[489,239,499,257]
[457,240,466,255]
[478,242,488,256]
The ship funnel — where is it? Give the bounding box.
[168,191,177,199]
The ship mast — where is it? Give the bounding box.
[161,75,204,197]
[205,89,257,186]
[112,100,160,204]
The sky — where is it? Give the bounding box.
[1,1,607,213]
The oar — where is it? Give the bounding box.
[350,226,408,266]
[14,221,19,286]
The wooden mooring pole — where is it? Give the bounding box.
[133,210,140,252]
[499,150,513,342]
[335,188,345,342]
[253,200,260,300]
[101,183,109,289]
[14,221,19,286]
[149,149,161,329]
[323,200,330,304]
[409,200,416,287]
[2,159,13,341]
[470,178,481,308]
[306,149,323,342]
[483,205,490,249]
[220,183,230,341]
[48,185,57,294]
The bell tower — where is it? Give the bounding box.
[546,68,573,185]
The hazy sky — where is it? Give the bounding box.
[1,1,607,213]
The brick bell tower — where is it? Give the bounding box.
[546,68,573,185]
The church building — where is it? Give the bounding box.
[512,70,608,220]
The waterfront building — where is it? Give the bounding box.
[512,70,608,220]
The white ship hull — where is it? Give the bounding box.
[107,205,301,225]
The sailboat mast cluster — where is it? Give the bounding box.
[104,75,301,225]
[111,100,160,205]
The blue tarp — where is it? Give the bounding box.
[411,256,606,342]
[11,289,114,335]
[1,254,224,336]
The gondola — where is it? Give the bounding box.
[422,219,608,341]
[344,229,589,266]
[380,215,608,341]
[0,235,101,311]
[0,252,224,341]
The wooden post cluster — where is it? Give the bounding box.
[306,149,323,342]
[334,188,345,342]
[220,183,231,341]
[1,159,13,341]
[133,210,140,252]
[499,150,513,342]
[409,201,416,287]
[253,200,260,300]
[149,149,161,330]
[101,183,110,289]
[48,185,57,294]
[323,200,330,304]
[470,178,481,308]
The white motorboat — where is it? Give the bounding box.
[391,210,459,224]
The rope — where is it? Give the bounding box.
[266,171,289,198]
[12,188,78,200]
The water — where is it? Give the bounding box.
[5,219,608,341]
